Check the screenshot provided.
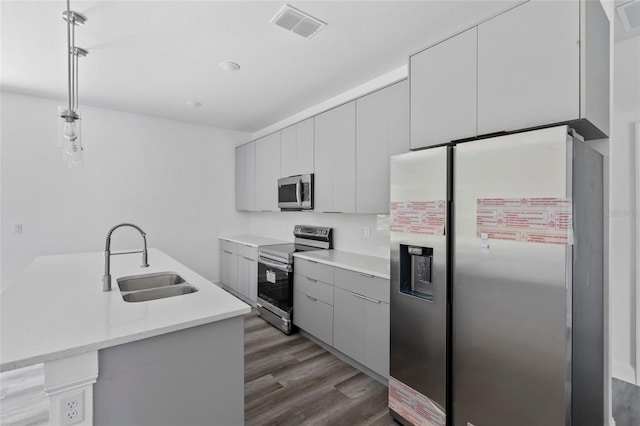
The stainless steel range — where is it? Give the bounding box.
[257,225,332,334]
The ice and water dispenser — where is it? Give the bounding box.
[399,245,434,300]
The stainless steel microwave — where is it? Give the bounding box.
[278,174,313,210]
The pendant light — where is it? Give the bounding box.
[58,0,88,168]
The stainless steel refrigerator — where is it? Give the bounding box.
[389,125,603,426]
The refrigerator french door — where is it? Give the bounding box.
[389,125,604,426]
[389,146,450,426]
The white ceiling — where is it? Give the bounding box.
[1,1,520,133]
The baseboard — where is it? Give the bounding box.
[612,361,637,385]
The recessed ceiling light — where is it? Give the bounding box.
[220,61,241,72]
[185,101,203,107]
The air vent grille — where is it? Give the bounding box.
[617,0,640,32]
[271,4,326,39]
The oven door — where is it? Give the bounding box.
[257,257,293,314]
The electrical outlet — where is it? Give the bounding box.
[13,223,22,234]
[363,226,371,238]
[61,391,84,425]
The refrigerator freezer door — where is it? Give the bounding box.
[453,126,571,425]
[390,146,449,423]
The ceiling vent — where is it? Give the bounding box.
[270,4,327,39]
[617,0,640,32]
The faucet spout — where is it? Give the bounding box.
[102,223,150,291]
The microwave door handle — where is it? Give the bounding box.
[296,181,302,206]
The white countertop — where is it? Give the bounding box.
[219,234,290,247]
[294,250,390,280]
[0,248,250,372]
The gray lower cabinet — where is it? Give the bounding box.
[294,257,390,379]
[333,268,390,378]
[293,259,335,345]
[293,290,334,346]
[219,239,258,303]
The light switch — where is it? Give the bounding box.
[13,223,23,234]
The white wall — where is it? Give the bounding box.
[1,92,250,291]
[610,35,640,385]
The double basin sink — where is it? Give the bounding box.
[117,272,198,303]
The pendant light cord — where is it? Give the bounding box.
[66,0,72,112]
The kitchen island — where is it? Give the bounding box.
[1,248,250,426]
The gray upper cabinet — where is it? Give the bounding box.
[477,0,609,139]
[255,132,281,212]
[234,142,255,211]
[356,80,409,213]
[314,101,356,213]
[410,27,477,149]
[280,118,314,178]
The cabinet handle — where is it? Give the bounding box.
[359,273,374,278]
[306,260,318,264]
[223,250,233,254]
[306,295,317,302]
[306,276,318,282]
[243,256,254,261]
[352,292,381,304]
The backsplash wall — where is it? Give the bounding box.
[248,212,390,259]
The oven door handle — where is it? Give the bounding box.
[259,258,292,273]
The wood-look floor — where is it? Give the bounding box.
[244,311,397,426]
[0,312,397,426]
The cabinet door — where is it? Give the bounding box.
[255,132,281,211]
[220,248,230,286]
[410,27,477,149]
[235,146,244,211]
[226,252,239,293]
[388,80,410,157]
[477,0,579,135]
[314,102,356,213]
[333,287,366,365]
[293,290,334,345]
[247,258,257,303]
[280,125,297,178]
[244,141,256,211]
[356,80,409,214]
[237,256,250,299]
[365,300,390,378]
[296,118,314,174]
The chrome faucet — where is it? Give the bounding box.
[103,223,149,291]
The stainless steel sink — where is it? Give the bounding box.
[118,272,186,292]
[116,272,199,303]
[122,284,198,302]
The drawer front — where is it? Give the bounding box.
[295,258,334,284]
[238,244,258,261]
[334,268,389,304]
[220,239,239,254]
[293,290,334,346]
[293,273,334,305]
